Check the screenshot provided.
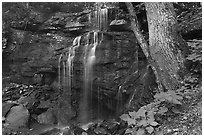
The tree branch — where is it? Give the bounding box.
[125,2,150,59]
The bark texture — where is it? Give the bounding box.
[145,2,185,90]
[125,2,150,59]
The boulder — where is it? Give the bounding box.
[109,19,131,31]
[56,101,76,125]
[110,19,127,26]
[37,110,56,125]
[2,102,17,117]
[6,105,30,128]
[94,127,108,135]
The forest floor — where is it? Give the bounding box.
[2,75,202,135]
[160,85,202,135]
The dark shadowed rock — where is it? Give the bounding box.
[72,126,86,135]
[94,127,108,135]
[3,29,71,85]
[178,8,202,40]
[40,128,61,135]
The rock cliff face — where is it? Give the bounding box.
[2,29,73,85]
[70,31,140,111]
[3,5,201,85]
[3,5,201,125]
[1,7,161,125]
[55,9,151,123]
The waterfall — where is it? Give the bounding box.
[67,36,82,91]
[79,31,102,123]
[58,54,63,86]
[60,35,81,90]
[58,7,110,124]
[66,36,81,118]
[91,8,108,31]
[58,36,81,121]
[116,86,122,116]
[99,8,108,31]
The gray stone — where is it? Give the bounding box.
[37,110,56,125]
[110,19,127,26]
[2,102,16,117]
[56,104,76,125]
[6,105,29,128]
[94,127,108,135]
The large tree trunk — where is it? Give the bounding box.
[145,2,186,90]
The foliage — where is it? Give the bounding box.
[120,89,184,135]
[186,40,202,74]
[178,74,201,101]
[120,66,202,135]
[154,90,183,105]
[174,2,201,19]
[120,104,159,135]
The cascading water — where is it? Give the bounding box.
[59,7,110,124]
[79,31,102,123]
[58,54,63,86]
[67,36,82,93]
[58,36,81,121]
[99,8,108,31]
[67,36,81,117]
[116,86,122,115]
[90,8,108,31]
[78,8,109,123]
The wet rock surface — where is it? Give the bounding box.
[2,3,202,135]
[2,83,61,131]
[1,82,131,135]
[68,31,147,113]
[2,7,155,130]
[2,30,71,85]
